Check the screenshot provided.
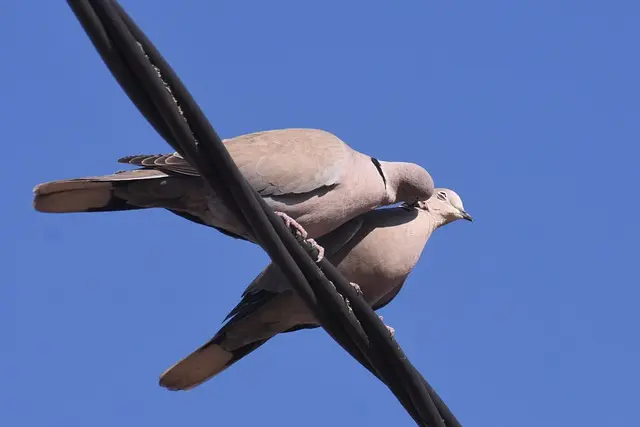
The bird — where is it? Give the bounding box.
[158,188,472,391]
[32,128,434,242]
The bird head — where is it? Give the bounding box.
[414,188,473,225]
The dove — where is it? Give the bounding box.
[32,128,434,242]
[159,188,472,391]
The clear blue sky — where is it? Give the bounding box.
[3,1,638,426]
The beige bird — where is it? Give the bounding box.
[159,188,472,391]
[32,128,434,241]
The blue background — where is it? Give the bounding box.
[3,1,638,426]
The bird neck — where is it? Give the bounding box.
[422,209,450,233]
[378,161,419,204]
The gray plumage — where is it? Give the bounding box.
[159,188,472,391]
[33,128,434,241]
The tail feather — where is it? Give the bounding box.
[159,336,270,391]
[33,181,132,213]
[32,169,172,214]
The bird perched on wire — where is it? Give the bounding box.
[158,188,472,391]
[32,128,435,246]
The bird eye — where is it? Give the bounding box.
[436,191,447,201]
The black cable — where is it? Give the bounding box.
[320,260,460,427]
[63,1,461,425]
[105,0,381,379]
[65,1,179,150]
[70,0,376,393]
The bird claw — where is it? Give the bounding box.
[345,297,353,314]
[350,282,363,297]
[274,212,308,240]
[378,315,395,338]
[274,212,324,263]
[305,239,324,263]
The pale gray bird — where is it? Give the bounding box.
[159,188,472,391]
[33,128,434,241]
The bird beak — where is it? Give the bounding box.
[460,210,473,222]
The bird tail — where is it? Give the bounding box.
[159,335,270,391]
[32,169,173,214]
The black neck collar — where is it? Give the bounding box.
[370,157,387,189]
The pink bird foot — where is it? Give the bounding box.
[274,211,308,240]
[274,212,324,263]
[305,239,325,262]
[350,282,363,297]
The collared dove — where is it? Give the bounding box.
[32,128,434,241]
[159,188,472,391]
